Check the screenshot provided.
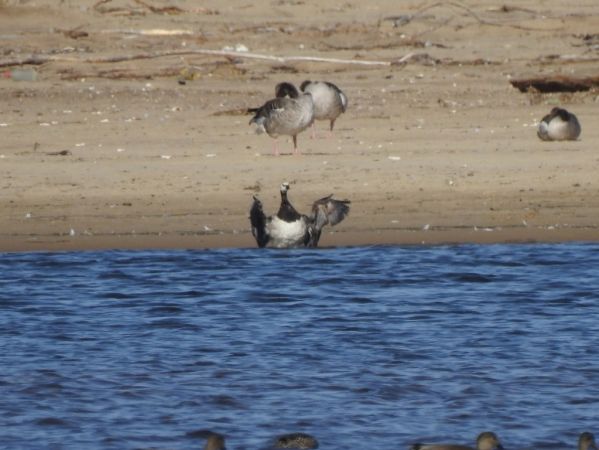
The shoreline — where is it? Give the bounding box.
[2,1,599,254]
[2,227,598,253]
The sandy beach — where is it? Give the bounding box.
[1,0,599,251]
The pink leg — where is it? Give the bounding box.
[293,135,301,156]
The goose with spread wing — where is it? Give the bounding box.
[250,182,350,248]
[249,82,314,155]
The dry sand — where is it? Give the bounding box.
[1,0,599,252]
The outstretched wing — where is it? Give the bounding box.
[305,195,350,248]
[312,195,351,230]
[249,196,270,248]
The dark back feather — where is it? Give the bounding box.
[248,82,298,123]
[301,80,347,112]
[544,107,570,123]
[299,80,312,91]
[248,97,288,125]
[324,81,343,96]
[323,82,348,112]
[250,196,270,248]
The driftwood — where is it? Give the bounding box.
[211,108,253,117]
[93,0,186,15]
[132,0,184,15]
[510,75,599,93]
[384,1,563,35]
[0,48,402,69]
[0,48,500,77]
[56,26,89,39]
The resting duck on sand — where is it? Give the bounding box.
[537,107,581,141]
[299,80,347,136]
[249,82,314,155]
[411,432,504,450]
[250,182,350,248]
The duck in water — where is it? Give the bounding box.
[195,430,319,450]
[249,82,314,155]
[411,432,505,450]
[273,432,319,449]
[578,432,598,450]
[537,107,581,141]
[250,182,350,248]
[187,431,225,450]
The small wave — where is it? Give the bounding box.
[147,318,199,331]
[146,304,186,314]
[447,272,495,283]
[35,417,70,427]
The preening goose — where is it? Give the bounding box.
[299,80,347,135]
[249,82,314,154]
[250,182,350,248]
[537,107,581,141]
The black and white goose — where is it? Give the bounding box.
[250,182,350,248]
[249,82,314,155]
[537,107,581,141]
[299,80,347,135]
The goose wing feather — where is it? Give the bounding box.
[323,81,348,112]
[250,196,270,248]
[311,195,351,230]
[249,98,288,125]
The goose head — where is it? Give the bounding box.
[200,433,226,450]
[476,432,503,450]
[275,82,299,99]
[579,433,598,450]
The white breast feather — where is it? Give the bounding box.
[267,216,307,248]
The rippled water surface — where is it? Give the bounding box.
[1,244,599,450]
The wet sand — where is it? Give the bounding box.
[1,0,599,251]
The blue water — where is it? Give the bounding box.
[1,244,599,450]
